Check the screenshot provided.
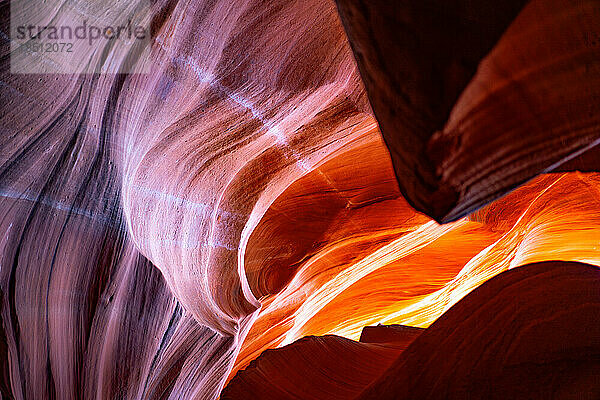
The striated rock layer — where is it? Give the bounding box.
[230,170,600,379]
[224,262,600,399]
[336,0,600,222]
[0,0,599,399]
[361,261,600,399]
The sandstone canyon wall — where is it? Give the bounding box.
[0,0,598,399]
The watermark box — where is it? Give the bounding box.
[10,0,153,74]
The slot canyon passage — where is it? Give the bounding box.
[0,0,599,398]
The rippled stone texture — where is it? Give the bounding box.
[360,261,600,399]
[336,0,600,222]
[224,262,600,399]
[0,0,599,399]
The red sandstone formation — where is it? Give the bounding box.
[360,261,600,399]
[223,262,600,399]
[336,0,600,222]
[222,335,410,400]
[0,0,598,399]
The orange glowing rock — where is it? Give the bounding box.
[0,0,598,398]
[224,262,600,399]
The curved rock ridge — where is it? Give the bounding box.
[222,332,419,400]
[0,0,370,397]
[359,261,600,399]
[223,261,600,399]
[119,0,371,337]
[0,0,599,398]
[231,170,600,378]
[336,0,600,222]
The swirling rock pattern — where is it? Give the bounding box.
[231,171,600,379]
[336,0,600,222]
[360,261,600,399]
[0,0,599,399]
[224,262,600,399]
